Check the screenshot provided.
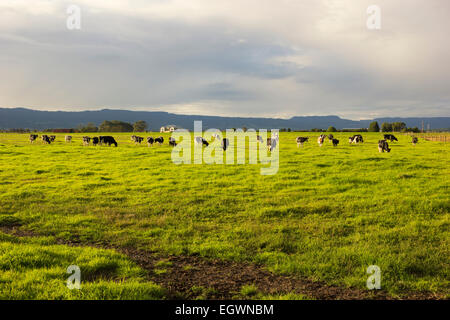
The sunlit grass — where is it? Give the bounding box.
[0,132,448,298]
[0,233,165,299]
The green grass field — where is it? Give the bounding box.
[0,132,448,299]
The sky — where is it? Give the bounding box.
[0,0,449,119]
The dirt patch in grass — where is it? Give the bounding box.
[0,225,34,237]
[120,247,445,300]
[1,226,445,300]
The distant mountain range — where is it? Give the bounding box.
[1,107,449,130]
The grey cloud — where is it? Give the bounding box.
[0,0,449,118]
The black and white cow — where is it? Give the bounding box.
[82,136,91,146]
[378,140,391,153]
[147,137,154,147]
[383,134,398,142]
[317,134,326,147]
[154,136,164,145]
[29,134,38,143]
[131,135,144,144]
[412,137,418,145]
[65,135,72,143]
[296,137,309,147]
[195,136,209,146]
[169,137,177,147]
[349,134,363,144]
[41,135,51,144]
[332,138,339,147]
[257,135,264,143]
[222,138,230,151]
[49,135,56,142]
[92,137,99,146]
[267,137,277,152]
[100,136,118,147]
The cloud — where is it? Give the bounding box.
[0,0,449,118]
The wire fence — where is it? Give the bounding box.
[403,132,449,143]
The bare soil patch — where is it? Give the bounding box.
[1,226,445,300]
[120,247,446,300]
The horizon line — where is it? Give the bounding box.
[1,107,449,121]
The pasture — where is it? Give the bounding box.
[0,132,448,299]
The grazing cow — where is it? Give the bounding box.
[131,135,144,144]
[49,135,56,142]
[270,138,277,152]
[266,133,279,150]
[147,137,154,147]
[384,134,398,142]
[195,136,209,146]
[378,140,391,153]
[257,135,264,143]
[195,136,203,145]
[349,134,363,144]
[412,137,418,145]
[154,136,164,145]
[82,136,91,146]
[317,134,326,147]
[65,135,72,143]
[332,138,339,147]
[169,137,177,147]
[99,136,118,147]
[267,137,277,152]
[41,135,51,144]
[222,138,230,151]
[92,137,99,146]
[296,137,309,147]
[328,134,334,141]
[29,134,38,143]
[271,132,279,143]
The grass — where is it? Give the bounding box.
[0,132,448,299]
[237,284,312,300]
[0,232,165,299]
[190,285,219,300]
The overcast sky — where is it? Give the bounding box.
[1,0,449,119]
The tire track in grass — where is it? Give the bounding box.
[1,226,445,300]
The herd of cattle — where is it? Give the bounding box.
[29,133,418,153]
[295,133,419,153]
[29,134,120,146]
[131,135,168,146]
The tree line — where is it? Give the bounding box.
[0,120,432,133]
[0,120,150,133]
[285,122,421,133]
[77,120,148,132]
[368,121,420,133]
